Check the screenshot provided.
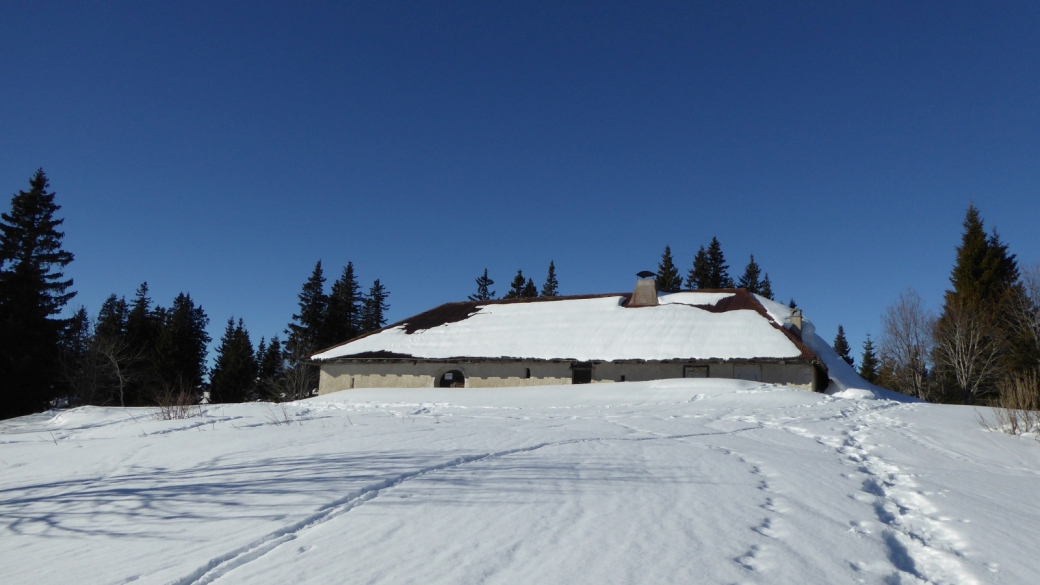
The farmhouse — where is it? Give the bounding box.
[311,278,829,394]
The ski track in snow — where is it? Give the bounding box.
[166,425,768,585]
[9,383,1033,584]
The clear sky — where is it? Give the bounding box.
[2,1,1038,365]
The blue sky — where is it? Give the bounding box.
[2,1,1038,363]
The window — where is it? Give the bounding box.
[684,365,708,378]
[734,364,761,382]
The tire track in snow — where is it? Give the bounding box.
[167,429,749,585]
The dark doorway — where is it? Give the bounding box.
[438,370,465,388]
[572,364,592,384]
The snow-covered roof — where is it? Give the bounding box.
[312,289,820,363]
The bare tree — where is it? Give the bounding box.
[94,334,140,407]
[933,296,1004,404]
[61,328,143,407]
[880,289,934,399]
[1006,263,1040,368]
[263,344,317,402]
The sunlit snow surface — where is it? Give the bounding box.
[3,381,1039,584]
[314,293,803,361]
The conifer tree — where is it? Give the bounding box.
[57,306,91,400]
[361,280,390,333]
[656,246,682,292]
[686,246,710,289]
[287,261,328,356]
[833,325,854,367]
[0,169,76,419]
[704,237,733,288]
[934,204,1021,402]
[469,269,496,301]
[325,262,362,347]
[737,255,763,294]
[95,294,129,340]
[859,334,880,383]
[760,274,774,300]
[947,205,1019,307]
[789,299,798,309]
[522,278,538,298]
[154,292,210,392]
[255,336,286,400]
[257,336,284,382]
[540,261,559,297]
[504,270,527,299]
[122,283,164,403]
[209,318,257,403]
[126,283,159,350]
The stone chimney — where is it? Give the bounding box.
[789,309,803,339]
[629,272,659,307]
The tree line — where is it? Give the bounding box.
[832,205,1040,407]
[653,238,778,301]
[0,170,394,419]
[469,261,560,301]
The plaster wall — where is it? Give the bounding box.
[318,360,817,394]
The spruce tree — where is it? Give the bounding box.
[540,261,559,297]
[57,306,91,401]
[947,205,1018,307]
[789,298,798,309]
[123,283,163,404]
[737,255,763,294]
[656,246,682,292]
[361,280,390,333]
[504,270,527,299]
[256,336,286,400]
[859,334,880,383]
[126,283,159,350]
[935,204,1022,401]
[154,293,210,393]
[704,237,733,288]
[0,169,76,418]
[469,269,496,301]
[686,246,710,289]
[833,325,854,367]
[95,294,129,340]
[760,274,774,300]
[287,261,328,356]
[325,262,362,347]
[209,318,257,403]
[257,336,284,382]
[522,278,538,298]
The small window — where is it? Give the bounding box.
[684,365,708,378]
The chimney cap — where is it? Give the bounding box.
[636,271,656,279]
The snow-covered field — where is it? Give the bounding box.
[2,381,1039,584]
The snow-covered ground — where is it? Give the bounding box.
[3,381,1039,584]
